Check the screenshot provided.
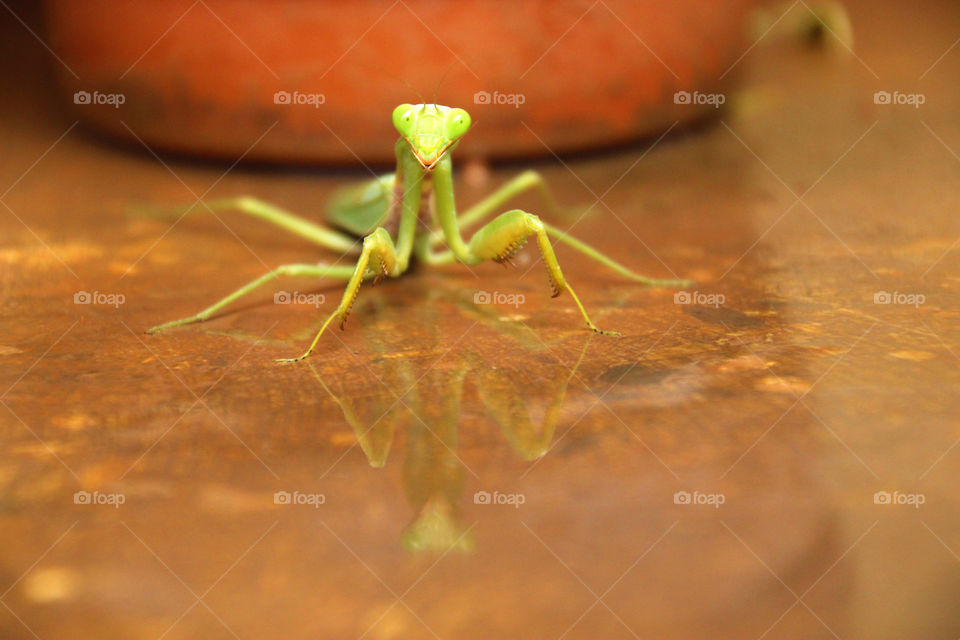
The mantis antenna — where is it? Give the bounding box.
[401,77,425,105]
[432,61,456,108]
[359,62,426,103]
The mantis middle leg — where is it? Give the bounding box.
[141,196,362,255]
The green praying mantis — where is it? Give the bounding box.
[146,101,691,361]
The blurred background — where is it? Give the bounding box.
[2,1,960,638]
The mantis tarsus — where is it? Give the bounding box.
[147,102,691,362]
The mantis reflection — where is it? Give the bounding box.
[309,305,590,553]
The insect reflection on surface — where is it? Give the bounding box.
[309,294,592,553]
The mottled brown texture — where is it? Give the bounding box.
[3,1,960,638]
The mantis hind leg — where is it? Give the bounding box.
[278,227,403,363]
[146,263,356,333]
[140,196,361,255]
[465,209,620,336]
[542,223,692,288]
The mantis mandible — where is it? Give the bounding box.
[147,102,691,362]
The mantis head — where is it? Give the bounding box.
[392,103,471,171]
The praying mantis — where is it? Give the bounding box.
[146,101,691,362]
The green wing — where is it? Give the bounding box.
[325,174,396,237]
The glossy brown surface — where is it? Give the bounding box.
[3,1,960,638]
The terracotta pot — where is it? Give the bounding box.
[44,0,759,165]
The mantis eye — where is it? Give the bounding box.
[392,103,416,136]
[446,108,471,139]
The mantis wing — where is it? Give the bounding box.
[325,174,396,237]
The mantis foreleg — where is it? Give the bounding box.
[277,227,405,362]
[469,209,620,335]
[427,155,617,335]
[423,165,690,287]
[427,169,567,246]
[277,142,426,361]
